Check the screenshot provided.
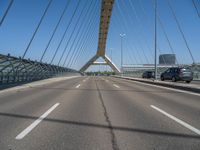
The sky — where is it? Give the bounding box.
[0,0,200,72]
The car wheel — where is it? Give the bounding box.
[186,81,191,83]
[161,76,164,81]
[172,76,176,82]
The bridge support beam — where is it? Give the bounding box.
[79,54,120,74]
[80,0,120,74]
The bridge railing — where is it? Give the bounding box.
[0,54,80,84]
[122,64,200,80]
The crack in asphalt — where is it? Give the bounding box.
[95,79,120,150]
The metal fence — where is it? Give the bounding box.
[122,64,200,80]
[0,54,80,84]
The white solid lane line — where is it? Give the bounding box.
[151,105,200,135]
[125,79,200,97]
[76,84,81,88]
[113,84,120,88]
[16,103,60,140]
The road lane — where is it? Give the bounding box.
[151,105,200,135]
[16,103,60,140]
[0,77,85,149]
[97,77,200,149]
[0,76,199,149]
[12,76,113,150]
[107,76,200,129]
[0,77,114,150]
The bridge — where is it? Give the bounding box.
[0,0,200,149]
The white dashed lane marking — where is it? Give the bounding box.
[16,103,60,140]
[151,105,200,135]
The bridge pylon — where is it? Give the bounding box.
[79,0,120,74]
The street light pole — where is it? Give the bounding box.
[154,0,157,80]
[110,48,113,72]
[120,34,125,75]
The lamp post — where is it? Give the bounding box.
[110,48,113,72]
[154,0,157,80]
[120,34,125,76]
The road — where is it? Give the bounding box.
[0,76,200,150]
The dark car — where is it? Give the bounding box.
[142,71,155,78]
[160,67,193,83]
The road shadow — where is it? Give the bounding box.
[28,86,183,94]
[0,112,200,140]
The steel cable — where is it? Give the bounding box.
[69,2,99,68]
[167,0,195,64]
[66,1,99,67]
[22,0,53,58]
[127,0,154,60]
[116,0,150,64]
[114,3,144,64]
[74,15,99,69]
[57,0,90,66]
[40,0,71,62]
[0,0,14,26]
[61,0,95,67]
[50,0,81,64]
[192,0,200,18]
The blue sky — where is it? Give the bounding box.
[0,0,200,71]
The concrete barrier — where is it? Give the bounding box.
[113,75,200,94]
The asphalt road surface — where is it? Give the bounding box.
[161,79,200,85]
[0,76,200,150]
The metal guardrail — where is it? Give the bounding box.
[0,54,80,84]
[122,64,200,80]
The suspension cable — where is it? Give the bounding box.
[57,0,90,66]
[50,0,81,64]
[66,1,98,67]
[127,0,154,60]
[112,17,139,65]
[0,0,14,26]
[72,17,98,68]
[167,0,195,64]
[63,1,93,66]
[73,16,98,69]
[116,0,150,64]
[75,1,102,69]
[192,0,200,18]
[40,0,71,62]
[76,30,97,69]
[63,0,97,67]
[69,2,99,68]
[149,0,182,66]
[113,16,141,64]
[22,0,53,58]
[115,2,145,64]
[157,15,179,64]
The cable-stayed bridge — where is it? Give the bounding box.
[0,0,200,149]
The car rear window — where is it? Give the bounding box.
[180,68,191,72]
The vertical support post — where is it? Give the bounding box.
[154,0,157,80]
[120,34,125,76]
[110,48,113,72]
[121,36,123,74]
